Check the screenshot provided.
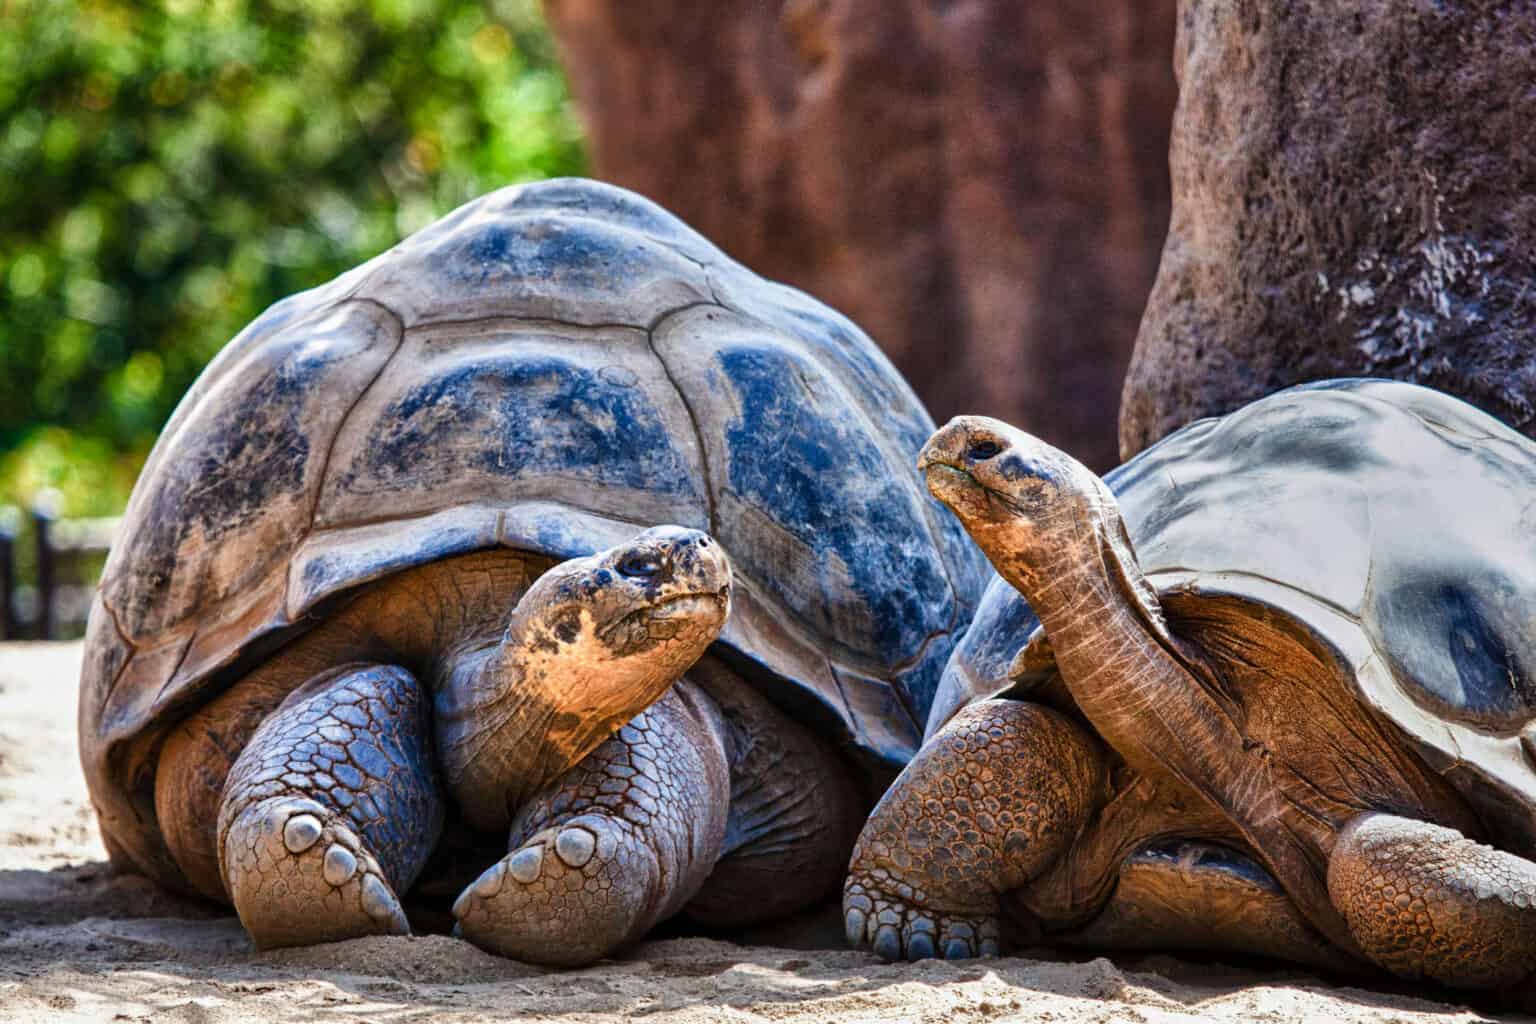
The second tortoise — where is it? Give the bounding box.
[848,379,1536,990]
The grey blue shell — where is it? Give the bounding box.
[80,178,988,878]
[934,378,1536,851]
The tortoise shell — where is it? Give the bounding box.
[80,178,988,880]
[933,378,1536,851]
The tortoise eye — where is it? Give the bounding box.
[618,551,665,580]
[968,439,1003,461]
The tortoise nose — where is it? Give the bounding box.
[918,417,978,472]
[659,528,714,558]
[916,438,946,473]
[920,415,1024,473]
[626,526,730,585]
[674,531,731,590]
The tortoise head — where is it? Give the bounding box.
[918,416,1115,593]
[511,525,733,670]
[435,525,732,829]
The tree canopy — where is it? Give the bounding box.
[0,0,584,515]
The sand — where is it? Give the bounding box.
[0,641,1520,1023]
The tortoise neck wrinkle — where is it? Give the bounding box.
[1009,517,1226,799]
[1001,511,1360,951]
[432,630,566,831]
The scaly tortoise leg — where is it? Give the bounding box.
[844,699,1106,961]
[1328,813,1536,988]
[452,681,731,967]
[217,662,444,949]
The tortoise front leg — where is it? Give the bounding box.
[844,699,1106,960]
[1329,813,1536,988]
[217,663,444,949]
[451,680,731,967]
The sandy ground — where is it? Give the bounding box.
[0,642,1524,1023]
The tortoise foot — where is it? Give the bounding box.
[843,873,1001,961]
[453,813,657,967]
[211,662,439,950]
[454,686,731,966]
[223,795,409,949]
[841,700,1103,963]
[448,684,731,964]
[1329,813,1536,989]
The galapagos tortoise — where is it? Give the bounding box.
[78,178,986,966]
[847,378,1536,991]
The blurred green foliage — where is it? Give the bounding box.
[0,0,584,517]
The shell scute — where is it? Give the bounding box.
[313,323,708,533]
[652,305,975,717]
[717,344,951,654]
[345,196,713,330]
[100,300,401,649]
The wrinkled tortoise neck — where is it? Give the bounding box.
[431,609,695,834]
[433,639,545,832]
[999,487,1364,952]
[994,488,1189,783]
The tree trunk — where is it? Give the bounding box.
[1121,0,1536,459]
[545,0,1177,471]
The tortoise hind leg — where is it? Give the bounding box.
[216,662,444,949]
[1328,813,1536,989]
[452,680,731,967]
[682,660,867,928]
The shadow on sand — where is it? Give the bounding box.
[0,860,1515,1023]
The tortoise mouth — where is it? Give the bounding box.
[924,463,1032,521]
[923,461,974,490]
[597,589,729,643]
[643,590,730,619]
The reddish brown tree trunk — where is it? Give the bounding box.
[545,0,1177,471]
[1121,0,1536,459]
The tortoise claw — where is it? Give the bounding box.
[872,924,903,961]
[843,906,868,947]
[223,795,409,949]
[843,875,1001,962]
[453,813,658,967]
[944,937,973,960]
[906,930,937,960]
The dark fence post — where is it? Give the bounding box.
[0,507,15,640]
[33,499,56,641]
[0,495,117,641]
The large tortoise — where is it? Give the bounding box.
[79,178,986,966]
[846,379,1536,990]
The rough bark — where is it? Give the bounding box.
[544,0,1177,471]
[1121,0,1536,458]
